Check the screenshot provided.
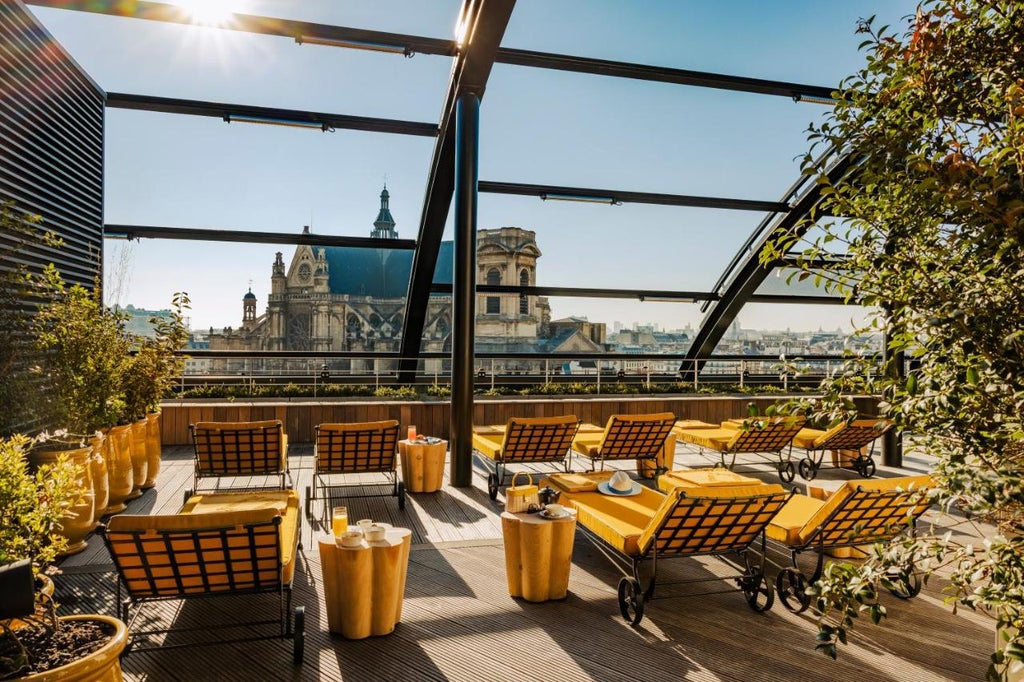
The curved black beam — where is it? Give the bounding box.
[430,283,717,302]
[684,152,856,369]
[106,93,438,137]
[397,0,516,383]
[479,181,787,213]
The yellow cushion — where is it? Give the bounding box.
[675,427,736,450]
[765,494,826,544]
[673,420,718,430]
[472,432,504,460]
[658,468,762,492]
[570,433,603,457]
[319,420,398,432]
[563,487,665,555]
[792,427,828,450]
[543,471,612,493]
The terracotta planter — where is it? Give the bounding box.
[104,425,134,510]
[126,420,148,500]
[142,412,161,489]
[28,446,95,557]
[88,435,109,521]
[21,614,128,682]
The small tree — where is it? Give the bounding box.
[121,292,190,422]
[762,1,1024,678]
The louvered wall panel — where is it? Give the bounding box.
[0,0,104,289]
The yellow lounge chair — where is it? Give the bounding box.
[765,474,933,613]
[546,472,792,626]
[99,489,304,663]
[791,418,893,480]
[473,415,580,500]
[307,421,404,522]
[189,420,291,493]
[674,416,805,482]
[571,413,676,477]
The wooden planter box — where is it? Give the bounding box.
[158,395,881,445]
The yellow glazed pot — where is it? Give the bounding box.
[88,435,109,522]
[28,446,95,556]
[142,412,161,489]
[104,425,134,510]
[126,420,148,499]
[21,615,128,682]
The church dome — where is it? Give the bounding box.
[243,288,256,300]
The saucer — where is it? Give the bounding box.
[538,509,575,520]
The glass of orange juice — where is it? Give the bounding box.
[407,425,417,441]
[331,506,348,536]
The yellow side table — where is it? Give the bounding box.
[501,511,576,602]
[318,527,412,639]
[398,439,447,493]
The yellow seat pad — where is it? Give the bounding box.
[673,420,718,430]
[570,433,603,457]
[543,471,612,493]
[563,487,665,556]
[765,493,826,544]
[675,427,736,450]
[792,427,827,449]
[472,432,504,460]
[658,468,762,492]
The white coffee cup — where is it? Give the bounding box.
[545,503,566,516]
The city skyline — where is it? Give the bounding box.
[28,0,915,335]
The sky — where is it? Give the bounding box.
[27,0,922,334]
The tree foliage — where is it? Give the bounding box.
[762,1,1024,678]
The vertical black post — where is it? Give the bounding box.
[882,324,904,467]
[450,91,480,487]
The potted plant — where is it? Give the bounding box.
[0,434,128,680]
[120,292,190,489]
[762,2,1024,679]
[30,262,135,514]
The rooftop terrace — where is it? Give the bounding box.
[57,441,992,681]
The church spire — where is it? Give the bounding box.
[370,184,397,239]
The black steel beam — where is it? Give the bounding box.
[104,224,416,250]
[685,152,857,367]
[182,349,868,362]
[431,283,717,301]
[479,181,788,213]
[398,0,515,381]
[24,1,458,56]
[746,294,850,305]
[105,92,438,137]
[495,47,836,100]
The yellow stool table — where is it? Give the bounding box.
[399,438,447,493]
[318,527,412,639]
[501,511,576,602]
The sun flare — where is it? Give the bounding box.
[170,0,246,27]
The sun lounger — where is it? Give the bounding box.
[307,420,404,522]
[674,416,805,482]
[545,471,792,626]
[99,489,304,663]
[791,418,893,480]
[473,415,580,500]
[571,413,676,477]
[189,420,291,493]
[765,474,933,612]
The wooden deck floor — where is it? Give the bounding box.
[55,442,995,681]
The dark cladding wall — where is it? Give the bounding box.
[0,0,104,289]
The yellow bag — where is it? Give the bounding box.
[505,472,539,513]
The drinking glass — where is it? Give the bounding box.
[331,506,348,536]
[408,425,417,440]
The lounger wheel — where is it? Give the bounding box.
[617,577,645,626]
[487,473,499,500]
[855,457,876,478]
[397,481,406,510]
[886,570,921,599]
[740,572,774,612]
[798,459,817,481]
[292,606,305,665]
[777,461,796,483]
[776,567,811,613]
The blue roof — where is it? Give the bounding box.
[322,241,453,297]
